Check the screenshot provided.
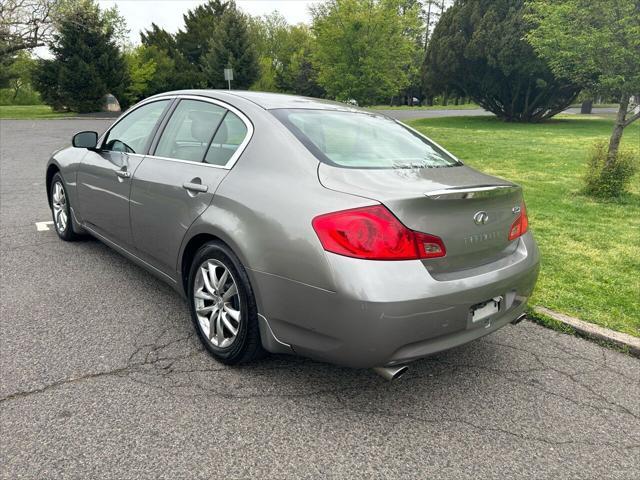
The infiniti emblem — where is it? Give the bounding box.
[473,211,489,225]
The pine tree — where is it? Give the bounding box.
[201,4,259,89]
[176,0,229,65]
[141,23,200,90]
[33,0,127,113]
[423,0,581,122]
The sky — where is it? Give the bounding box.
[99,0,320,45]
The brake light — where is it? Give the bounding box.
[312,205,446,260]
[508,201,529,241]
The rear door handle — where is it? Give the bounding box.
[115,170,131,179]
[182,182,208,193]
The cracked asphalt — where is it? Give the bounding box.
[1,119,639,479]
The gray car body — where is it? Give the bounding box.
[46,90,540,368]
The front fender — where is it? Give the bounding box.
[46,146,87,218]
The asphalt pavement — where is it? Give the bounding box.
[1,118,638,479]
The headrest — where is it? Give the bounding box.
[190,111,219,143]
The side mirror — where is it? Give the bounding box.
[72,131,98,149]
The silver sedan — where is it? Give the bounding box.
[46,90,539,379]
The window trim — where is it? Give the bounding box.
[98,97,176,157]
[147,95,254,170]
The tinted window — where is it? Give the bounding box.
[204,111,248,166]
[155,100,226,162]
[273,109,460,169]
[103,100,169,154]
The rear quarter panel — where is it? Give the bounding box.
[179,104,375,300]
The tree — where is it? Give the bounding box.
[311,0,421,105]
[123,45,157,105]
[176,0,228,65]
[3,50,35,100]
[248,11,289,92]
[0,0,56,56]
[424,0,581,122]
[421,0,452,50]
[274,26,325,98]
[201,3,259,89]
[141,23,178,54]
[141,24,199,90]
[526,0,640,164]
[32,0,128,112]
[249,13,324,96]
[419,0,452,104]
[397,0,429,105]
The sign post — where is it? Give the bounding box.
[224,68,233,91]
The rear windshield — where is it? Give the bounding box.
[272,109,460,169]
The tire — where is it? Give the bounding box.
[50,173,80,241]
[188,241,264,365]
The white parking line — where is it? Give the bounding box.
[35,221,54,231]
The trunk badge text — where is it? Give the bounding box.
[464,231,500,245]
[473,211,489,225]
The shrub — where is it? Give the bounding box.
[0,87,42,106]
[583,142,638,199]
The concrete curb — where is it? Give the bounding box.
[534,307,640,358]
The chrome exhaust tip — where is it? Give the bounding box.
[372,365,409,381]
[511,313,527,325]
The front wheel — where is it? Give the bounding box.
[50,173,79,241]
[188,241,264,365]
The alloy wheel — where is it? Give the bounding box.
[193,259,241,348]
[52,181,68,233]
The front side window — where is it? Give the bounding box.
[103,100,169,154]
[272,109,460,169]
[155,100,226,162]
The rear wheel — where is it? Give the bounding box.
[188,241,264,364]
[50,173,79,241]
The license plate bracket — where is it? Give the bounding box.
[471,296,502,323]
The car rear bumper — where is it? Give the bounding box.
[252,232,540,368]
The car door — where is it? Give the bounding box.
[77,99,172,248]
[130,98,252,277]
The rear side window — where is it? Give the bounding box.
[154,100,226,162]
[272,109,460,169]
[204,111,248,166]
[103,100,169,154]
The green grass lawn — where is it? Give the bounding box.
[408,115,640,337]
[368,103,479,111]
[0,105,75,119]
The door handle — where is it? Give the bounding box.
[115,170,131,179]
[182,182,208,193]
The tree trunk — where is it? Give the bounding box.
[424,1,433,52]
[442,90,448,106]
[580,100,593,114]
[606,95,629,166]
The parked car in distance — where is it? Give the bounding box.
[46,90,539,380]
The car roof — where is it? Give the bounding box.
[159,89,364,112]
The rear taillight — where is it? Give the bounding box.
[508,201,529,241]
[312,205,446,260]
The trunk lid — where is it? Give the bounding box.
[318,164,523,273]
